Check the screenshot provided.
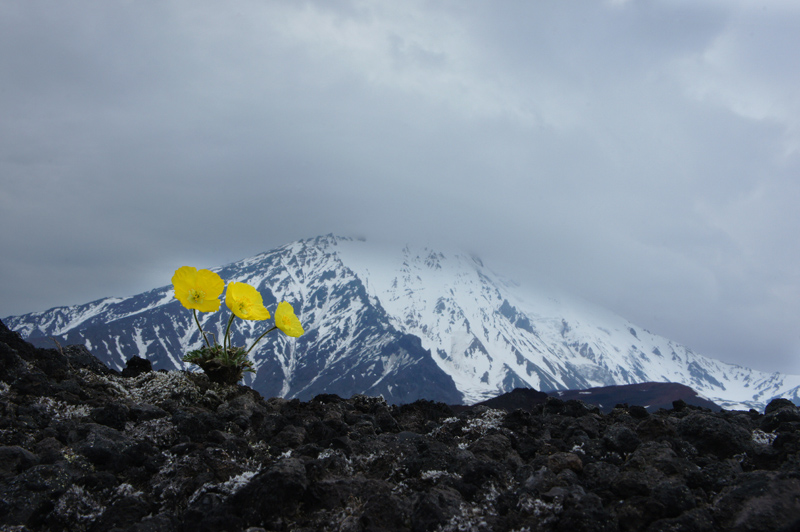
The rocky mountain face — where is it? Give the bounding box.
[5,235,800,410]
[3,319,800,532]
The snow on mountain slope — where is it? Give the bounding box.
[4,236,462,405]
[330,237,800,409]
[5,234,800,410]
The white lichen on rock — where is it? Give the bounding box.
[187,469,260,507]
[124,371,205,406]
[461,409,506,436]
[34,396,90,420]
[751,429,778,446]
[421,469,462,482]
[54,484,105,527]
[125,417,179,448]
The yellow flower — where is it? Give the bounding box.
[275,301,304,337]
[225,282,270,320]
[172,266,224,312]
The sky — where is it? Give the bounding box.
[2,0,799,374]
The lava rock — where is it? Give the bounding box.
[2,318,800,531]
[122,356,154,378]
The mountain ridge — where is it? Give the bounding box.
[6,234,800,411]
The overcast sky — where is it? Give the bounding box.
[2,0,799,374]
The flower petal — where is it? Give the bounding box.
[172,266,224,312]
[275,301,304,337]
[196,269,225,298]
[225,282,270,320]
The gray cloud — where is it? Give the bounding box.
[2,0,799,374]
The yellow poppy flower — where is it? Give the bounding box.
[225,282,270,320]
[172,266,224,312]
[275,301,304,337]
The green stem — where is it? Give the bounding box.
[194,310,211,347]
[223,314,235,355]
[246,326,278,355]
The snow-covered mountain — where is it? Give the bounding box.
[6,235,800,410]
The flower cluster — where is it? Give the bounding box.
[171,266,304,384]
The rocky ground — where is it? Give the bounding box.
[2,319,800,532]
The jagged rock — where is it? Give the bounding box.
[2,319,800,531]
[121,356,152,379]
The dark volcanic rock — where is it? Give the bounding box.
[471,387,549,412]
[2,319,800,531]
[550,382,722,413]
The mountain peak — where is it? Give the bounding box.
[6,235,800,410]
